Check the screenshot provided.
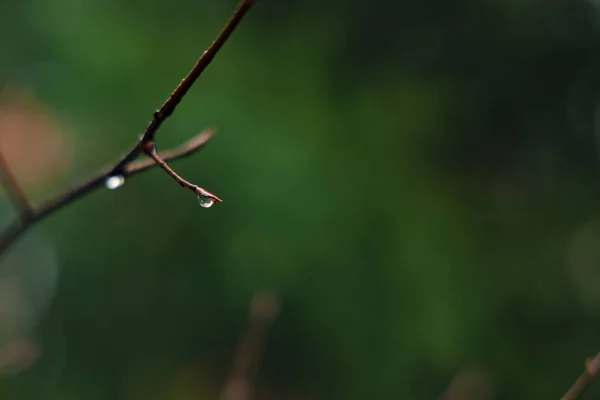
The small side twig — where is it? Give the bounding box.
[0,151,33,219]
[220,292,280,400]
[561,352,600,400]
[124,129,215,175]
[141,141,222,203]
[0,0,257,258]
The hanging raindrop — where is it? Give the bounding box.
[105,175,125,190]
[197,194,214,208]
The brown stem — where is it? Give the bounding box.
[561,352,600,400]
[0,151,33,219]
[124,129,215,175]
[141,141,222,202]
[112,0,257,171]
[220,292,279,400]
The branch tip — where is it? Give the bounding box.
[187,128,217,147]
[586,353,600,376]
[195,186,223,203]
[561,352,600,400]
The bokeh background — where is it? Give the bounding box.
[2,0,600,398]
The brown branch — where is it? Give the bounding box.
[124,129,215,176]
[0,0,257,258]
[219,292,279,400]
[561,352,600,400]
[0,151,33,219]
[0,130,216,257]
[141,141,222,203]
[112,0,257,172]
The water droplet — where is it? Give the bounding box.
[105,175,125,190]
[197,194,214,208]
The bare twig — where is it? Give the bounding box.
[220,292,279,400]
[0,130,216,256]
[561,352,600,400]
[141,141,222,203]
[0,0,256,258]
[112,0,257,172]
[124,129,215,175]
[0,151,33,219]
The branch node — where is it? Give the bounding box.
[141,141,156,154]
[586,355,600,376]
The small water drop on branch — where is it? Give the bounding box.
[104,175,125,190]
[197,194,214,208]
[194,186,221,208]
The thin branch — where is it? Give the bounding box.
[0,151,33,219]
[0,131,216,257]
[112,0,257,172]
[33,129,217,223]
[561,352,600,400]
[0,0,257,258]
[220,292,279,400]
[124,129,215,175]
[141,141,222,203]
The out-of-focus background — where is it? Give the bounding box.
[1,0,600,398]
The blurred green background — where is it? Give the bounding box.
[2,0,600,398]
